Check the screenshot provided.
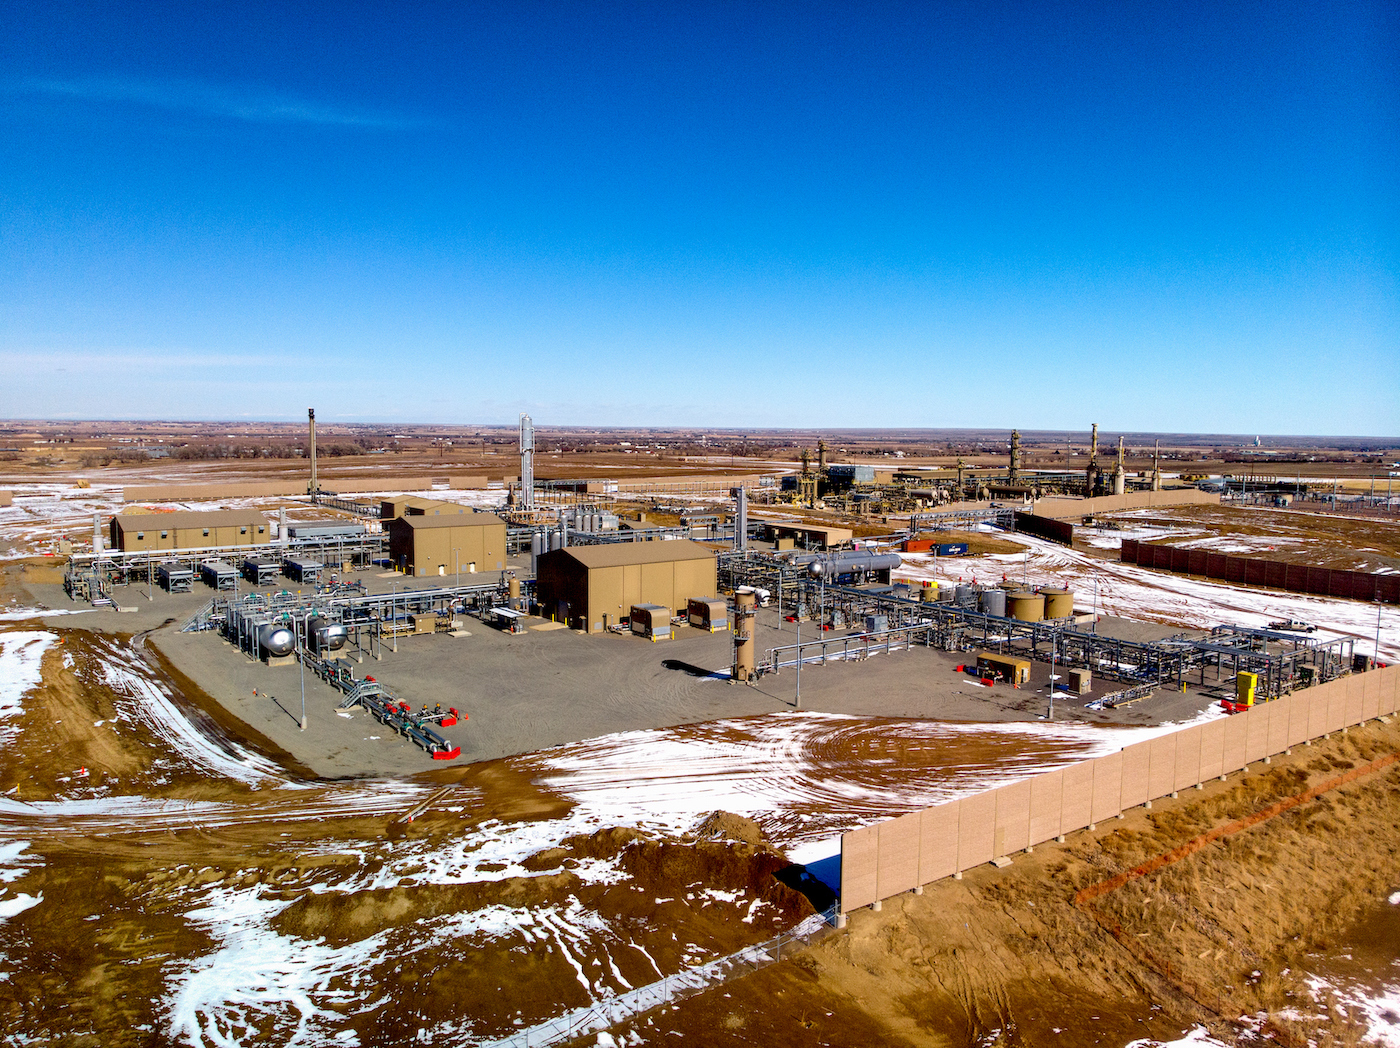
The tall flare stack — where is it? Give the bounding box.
[519,414,535,512]
[308,408,318,496]
[1086,423,1099,497]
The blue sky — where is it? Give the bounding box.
[1,1,1396,434]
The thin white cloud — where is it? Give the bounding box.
[16,75,427,130]
[3,350,294,372]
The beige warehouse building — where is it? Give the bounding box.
[379,496,474,520]
[386,512,508,578]
[535,541,718,633]
[109,510,271,552]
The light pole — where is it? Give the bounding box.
[1093,576,1099,634]
[453,547,460,591]
[1376,600,1384,665]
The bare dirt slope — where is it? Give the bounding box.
[611,719,1400,1047]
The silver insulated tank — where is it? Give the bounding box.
[308,615,347,652]
[806,552,903,578]
[550,530,562,551]
[979,588,1007,617]
[257,623,296,657]
[955,584,976,606]
[531,532,544,556]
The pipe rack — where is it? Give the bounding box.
[721,552,1355,699]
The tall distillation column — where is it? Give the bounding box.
[1114,436,1126,495]
[519,414,535,512]
[1009,429,1021,487]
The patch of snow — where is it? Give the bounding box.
[1125,1027,1231,1047]
[530,710,1227,851]
[0,893,41,921]
[164,886,387,1048]
[0,632,54,741]
[0,609,95,621]
[97,647,287,787]
[1305,973,1400,1048]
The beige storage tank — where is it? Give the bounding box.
[1007,590,1045,622]
[1041,587,1074,619]
[920,582,936,603]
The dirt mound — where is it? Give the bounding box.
[273,873,579,944]
[693,810,765,845]
[619,838,808,916]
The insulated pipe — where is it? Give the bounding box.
[806,552,903,578]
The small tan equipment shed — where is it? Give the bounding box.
[975,652,1032,686]
[629,604,672,641]
[687,598,729,632]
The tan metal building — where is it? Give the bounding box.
[109,510,271,552]
[535,541,717,633]
[379,496,474,520]
[760,522,853,549]
[386,512,508,578]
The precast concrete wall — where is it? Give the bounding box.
[1121,540,1400,605]
[1013,511,1073,546]
[122,477,451,502]
[1029,490,1221,519]
[838,664,1400,913]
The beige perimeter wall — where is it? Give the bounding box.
[840,665,1400,912]
[121,477,498,502]
[1028,489,1221,519]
